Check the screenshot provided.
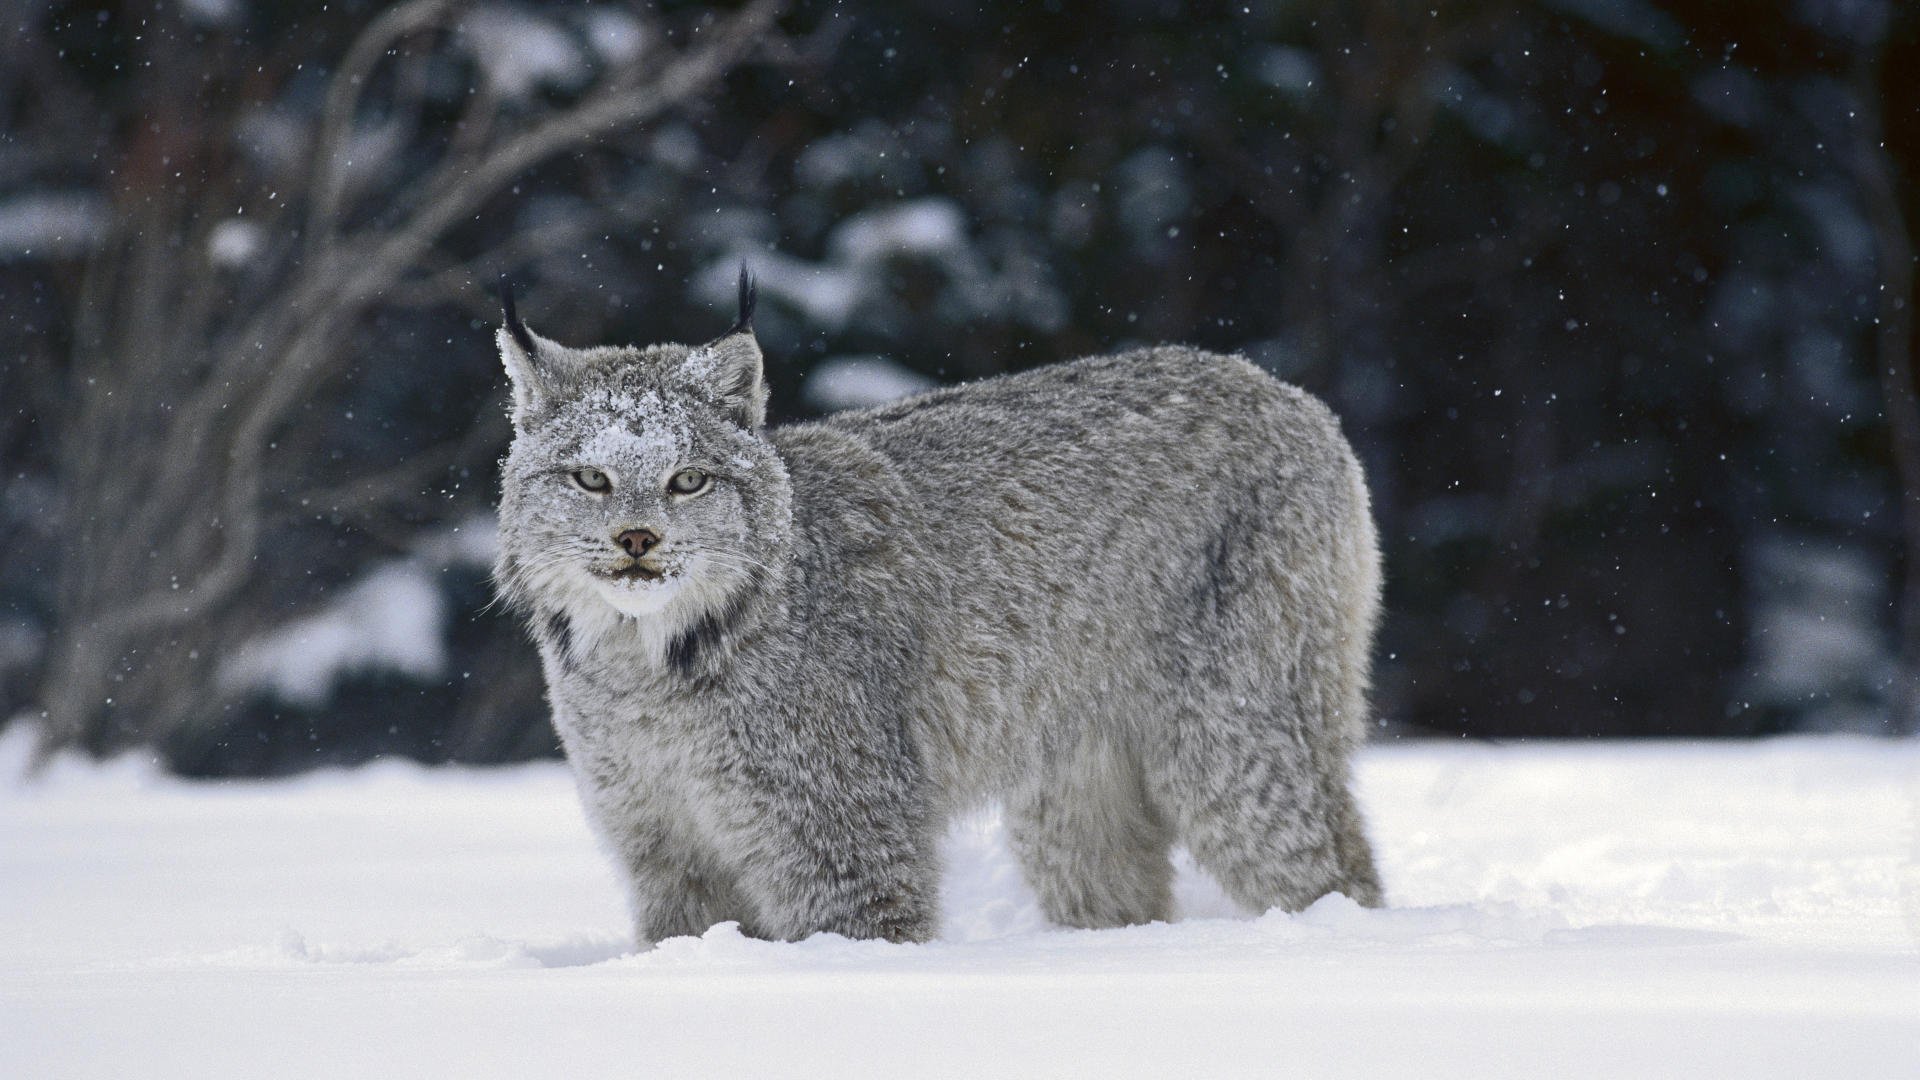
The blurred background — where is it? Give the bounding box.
[0,0,1914,776]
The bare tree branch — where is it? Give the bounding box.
[307,0,462,241]
[145,0,781,628]
[279,407,511,525]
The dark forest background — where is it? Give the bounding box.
[1,0,1916,776]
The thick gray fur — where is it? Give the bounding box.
[493,295,1385,946]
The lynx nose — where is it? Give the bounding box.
[615,528,660,557]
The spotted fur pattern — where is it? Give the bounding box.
[494,298,1384,945]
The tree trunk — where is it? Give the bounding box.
[1852,48,1920,735]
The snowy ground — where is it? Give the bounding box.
[3,733,1914,1079]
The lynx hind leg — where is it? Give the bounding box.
[628,865,722,946]
[1163,447,1384,912]
[1155,712,1382,913]
[625,857,770,947]
[1329,784,1384,907]
[1005,741,1175,929]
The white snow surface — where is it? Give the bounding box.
[2,733,1914,1078]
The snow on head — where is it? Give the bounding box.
[576,390,687,469]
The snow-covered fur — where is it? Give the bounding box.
[493,282,1384,945]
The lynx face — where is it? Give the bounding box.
[493,280,789,631]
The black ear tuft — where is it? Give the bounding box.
[726,262,757,337]
[498,274,536,356]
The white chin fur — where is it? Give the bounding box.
[591,575,687,617]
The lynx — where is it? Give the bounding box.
[493,270,1384,945]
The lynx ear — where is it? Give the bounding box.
[496,278,565,423]
[684,265,766,429]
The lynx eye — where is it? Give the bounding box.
[569,467,612,494]
[667,468,711,496]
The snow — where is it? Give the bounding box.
[736,198,971,330]
[1744,536,1893,730]
[218,564,447,707]
[217,518,495,706]
[1432,66,1526,149]
[701,197,1066,334]
[1248,45,1320,95]
[578,392,685,466]
[583,8,647,65]
[828,199,968,264]
[795,125,899,189]
[206,218,264,268]
[1540,0,1686,52]
[2,734,1913,1078]
[177,0,242,27]
[0,193,104,258]
[1792,0,1893,46]
[802,355,940,412]
[1114,149,1190,254]
[460,6,589,100]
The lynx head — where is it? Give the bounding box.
[493,268,791,637]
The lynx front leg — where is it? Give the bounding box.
[573,778,755,947]
[731,783,942,943]
[754,842,939,943]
